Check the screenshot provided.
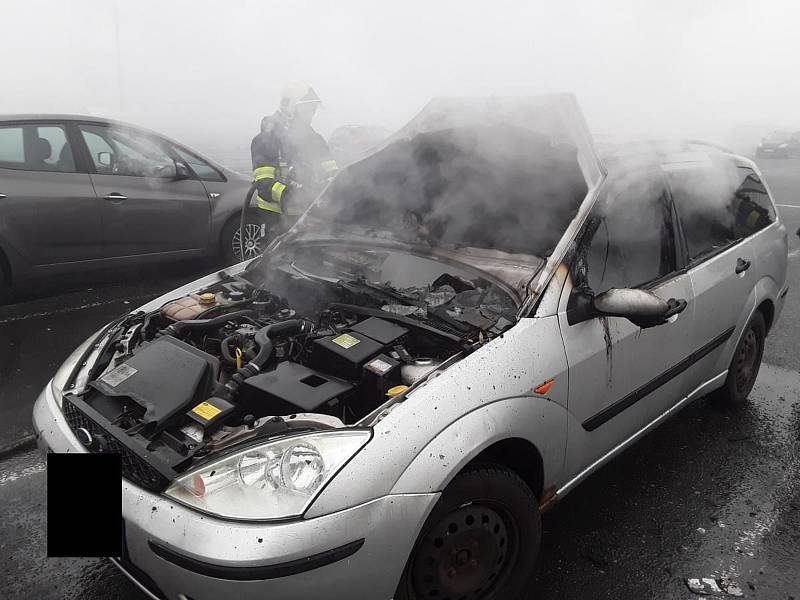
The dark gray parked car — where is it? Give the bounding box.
[0,115,262,296]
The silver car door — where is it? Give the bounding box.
[0,121,103,267]
[666,163,770,392]
[558,170,696,470]
[76,123,210,258]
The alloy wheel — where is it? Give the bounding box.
[231,223,265,261]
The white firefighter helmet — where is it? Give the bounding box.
[278,81,322,119]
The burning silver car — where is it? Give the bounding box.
[33,96,788,600]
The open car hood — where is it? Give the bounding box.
[290,94,605,309]
[384,94,603,186]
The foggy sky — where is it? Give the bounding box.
[1,0,797,169]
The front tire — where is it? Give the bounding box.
[395,466,541,600]
[713,311,766,405]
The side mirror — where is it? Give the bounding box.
[568,287,687,328]
[174,161,191,180]
[97,151,113,168]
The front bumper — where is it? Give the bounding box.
[33,384,439,600]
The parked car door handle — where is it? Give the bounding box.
[0,193,6,199]
[735,258,751,274]
[104,193,127,201]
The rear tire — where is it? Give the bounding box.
[395,466,541,600]
[220,210,275,265]
[713,311,766,405]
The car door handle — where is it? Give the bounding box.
[104,193,127,201]
[0,193,6,199]
[735,258,751,274]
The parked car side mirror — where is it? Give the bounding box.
[97,151,113,168]
[567,287,687,329]
[174,161,191,181]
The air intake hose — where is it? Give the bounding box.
[219,319,313,400]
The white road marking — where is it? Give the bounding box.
[713,364,800,584]
[776,203,800,209]
[0,460,45,486]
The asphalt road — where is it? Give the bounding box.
[0,157,799,599]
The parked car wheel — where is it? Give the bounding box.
[395,466,541,600]
[220,210,274,264]
[714,311,766,405]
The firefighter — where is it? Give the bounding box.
[250,81,339,231]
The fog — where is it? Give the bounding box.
[1,0,797,170]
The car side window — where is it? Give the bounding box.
[0,124,76,172]
[0,126,25,168]
[79,124,175,178]
[172,145,224,181]
[729,169,774,238]
[667,166,774,263]
[580,176,675,293]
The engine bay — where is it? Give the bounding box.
[62,247,518,491]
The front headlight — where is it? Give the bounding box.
[165,430,371,520]
[50,334,99,407]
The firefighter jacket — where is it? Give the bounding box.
[250,113,338,215]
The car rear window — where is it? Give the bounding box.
[0,124,76,173]
[667,166,775,262]
[0,126,25,167]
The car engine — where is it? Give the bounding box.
[61,256,516,493]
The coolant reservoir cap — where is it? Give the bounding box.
[386,385,409,397]
[198,293,216,305]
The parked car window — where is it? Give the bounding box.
[0,126,25,168]
[0,124,76,172]
[35,126,76,172]
[668,166,774,262]
[79,124,175,178]
[583,176,674,293]
[171,145,224,181]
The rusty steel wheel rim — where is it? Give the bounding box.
[734,327,759,393]
[410,503,519,600]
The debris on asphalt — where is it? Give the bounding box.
[687,577,724,595]
[697,527,707,534]
[685,577,744,596]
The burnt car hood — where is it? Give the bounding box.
[289,95,604,303]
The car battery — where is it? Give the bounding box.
[309,331,385,380]
[361,353,402,410]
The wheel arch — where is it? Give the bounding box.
[465,438,545,499]
[388,397,568,500]
[756,298,775,333]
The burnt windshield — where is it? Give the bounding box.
[298,124,588,257]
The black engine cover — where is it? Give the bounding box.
[89,336,218,433]
[239,361,353,416]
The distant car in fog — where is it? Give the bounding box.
[0,114,266,297]
[755,130,800,158]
